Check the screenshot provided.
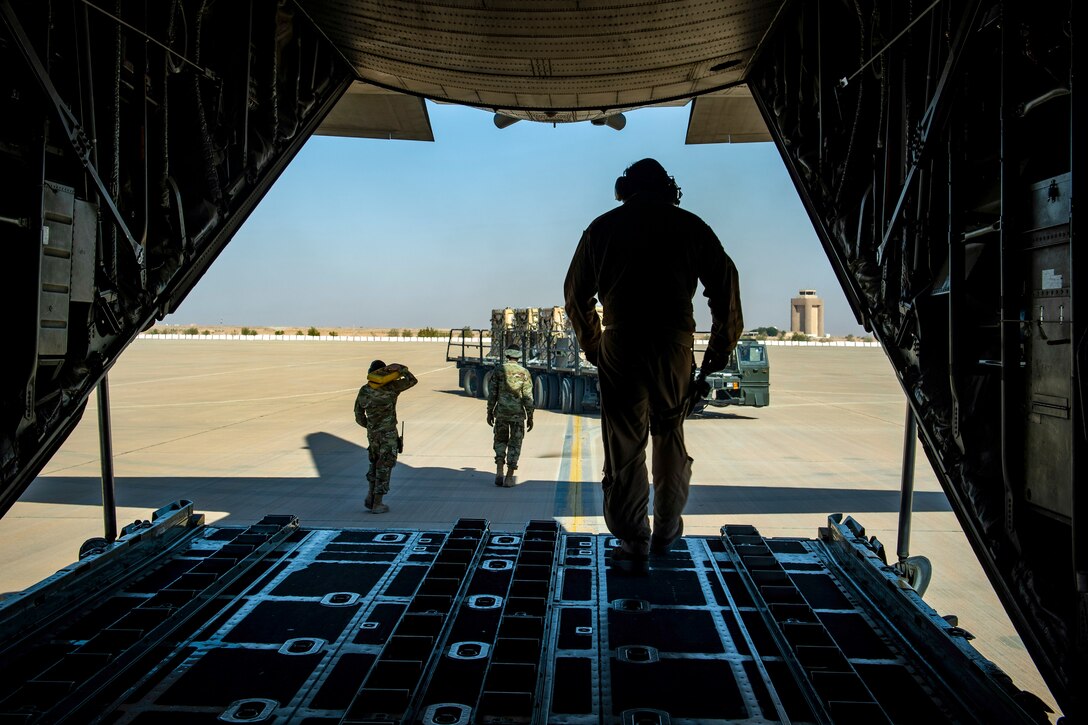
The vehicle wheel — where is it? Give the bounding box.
[547,374,561,409]
[481,369,494,399]
[464,368,479,397]
[560,377,573,413]
[533,375,549,408]
[572,377,586,414]
[79,537,109,560]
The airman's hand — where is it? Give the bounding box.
[701,349,727,376]
[526,416,534,432]
[487,412,494,427]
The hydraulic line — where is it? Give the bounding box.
[76,0,216,81]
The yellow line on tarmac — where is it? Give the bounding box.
[567,415,584,531]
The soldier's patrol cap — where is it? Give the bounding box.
[504,347,522,359]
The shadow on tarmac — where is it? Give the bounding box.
[24,432,951,524]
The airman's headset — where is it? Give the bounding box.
[614,158,682,205]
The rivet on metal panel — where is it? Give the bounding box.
[413,546,429,553]
[359,621,380,630]
[575,626,593,636]
[493,535,520,546]
[320,592,360,607]
[468,594,504,609]
[607,538,621,548]
[577,549,593,556]
[482,558,513,571]
[220,698,278,723]
[616,645,659,664]
[448,641,491,660]
[422,703,472,725]
[375,533,407,543]
[278,638,325,656]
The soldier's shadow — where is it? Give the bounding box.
[24,432,562,530]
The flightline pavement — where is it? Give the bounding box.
[0,340,1060,719]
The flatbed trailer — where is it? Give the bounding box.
[0,502,1046,724]
[446,329,770,414]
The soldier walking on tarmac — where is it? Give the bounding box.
[354,360,418,513]
[564,158,743,574]
[487,347,534,487]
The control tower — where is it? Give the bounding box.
[790,289,825,337]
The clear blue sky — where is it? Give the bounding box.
[171,102,866,336]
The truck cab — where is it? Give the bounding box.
[700,339,770,410]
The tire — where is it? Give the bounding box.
[547,374,561,409]
[533,375,549,409]
[572,377,586,414]
[79,537,109,560]
[464,368,479,397]
[481,369,494,399]
[560,377,573,413]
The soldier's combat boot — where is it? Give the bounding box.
[370,495,389,514]
[503,465,517,488]
[494,462,505,487]
[364,483,375,510]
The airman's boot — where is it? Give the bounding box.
[503,465,517,488]
[370,495,389,514]
[494,462,505,487]
[364,483,375,510]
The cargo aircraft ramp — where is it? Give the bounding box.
[0,0,1083,720]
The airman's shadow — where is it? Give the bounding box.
[23,432,560,529]
[24,431,949,528]
[690,410,758,420]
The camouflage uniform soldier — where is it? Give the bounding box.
[487,348,534,487]
[354,360,418,513]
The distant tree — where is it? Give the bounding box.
[387,328,399,337]
[862,335,874,342]
[202,330,211,335]
[296,330,304,336]
[274,329,284,335]
[845,334,856,341]
[147,329,159,335]
[765,326,779,337]
[461,326,473,338]
[329,330,338,337]
[417,326,441,338]
[307,326,320,337]
[183,327,198,335]
[240,327,258,336]
[790,332,808,342]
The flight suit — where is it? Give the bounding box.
[564,193,743,556]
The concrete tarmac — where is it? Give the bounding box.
[0,339,1060,717]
